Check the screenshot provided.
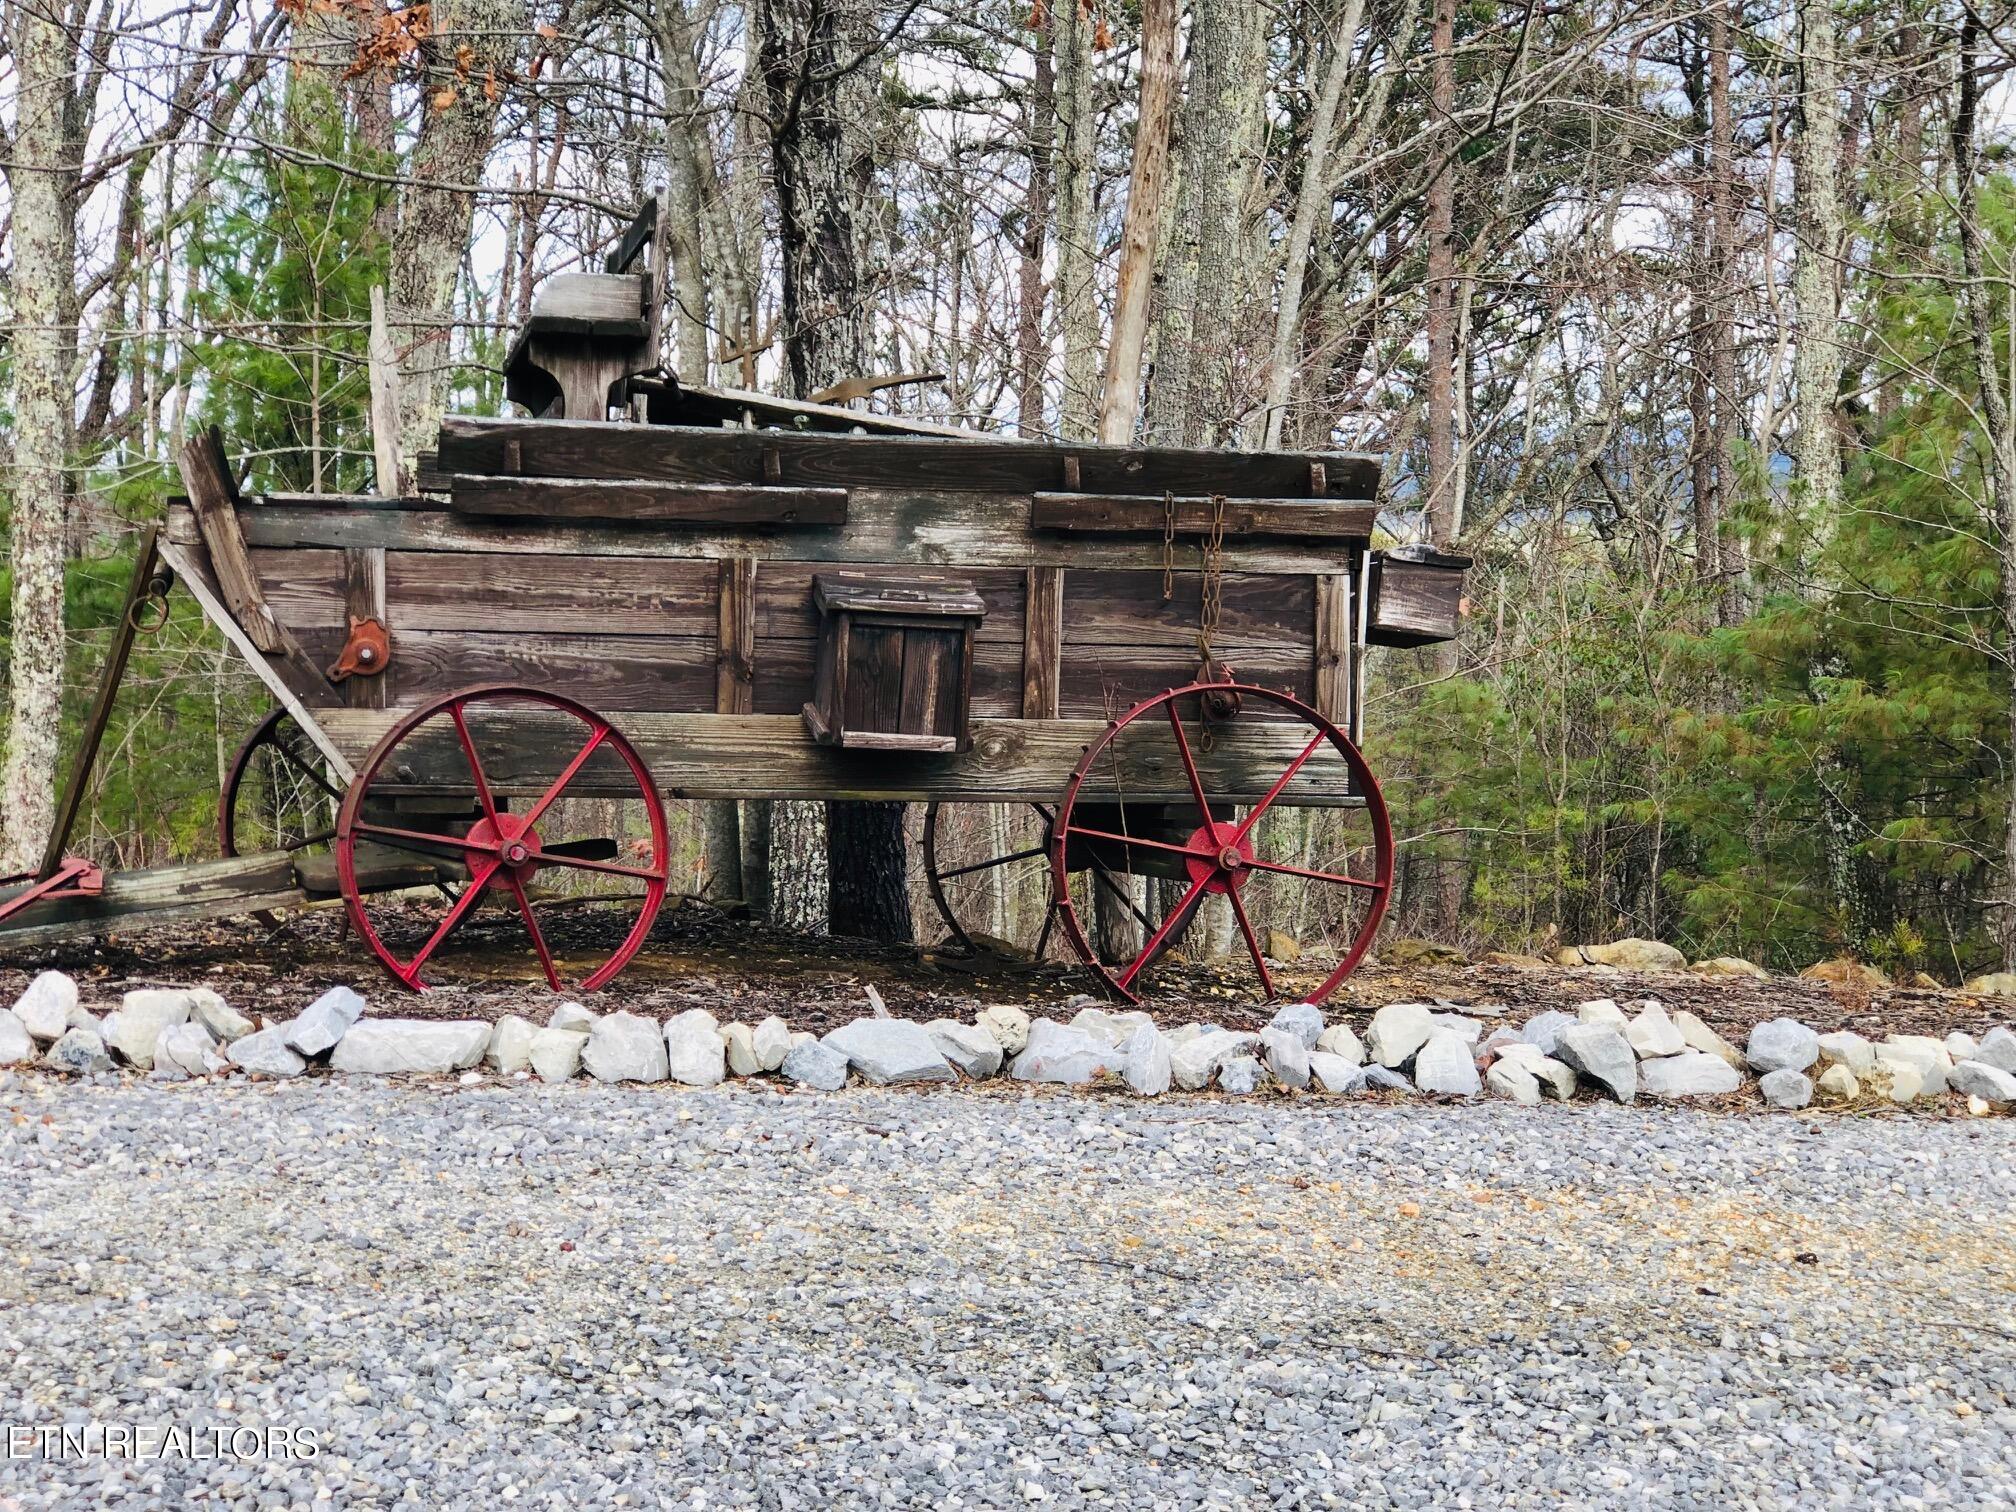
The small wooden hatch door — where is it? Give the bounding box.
[1365,545,1472,647]
[802,573,986,753]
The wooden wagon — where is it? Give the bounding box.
[1,218,1469,1005]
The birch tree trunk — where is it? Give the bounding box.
[1707,0,1744,622]
[0,0,77,869]
[1016,11,1055,436]
[1097,0,1178,445]
[758,0,911,941]
[388,0,525,472]
[1053,0,1099,439]
[1423,0,1460,552]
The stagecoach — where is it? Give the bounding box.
[0,206,1468,1005]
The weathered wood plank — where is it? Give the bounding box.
[717,558,756,714]
[1062,570,1315,654]
[317,710,1364,806]
[344,547,388,710]
[755,562,1025,641]
[1314,573,1352,725]
[0,851,307,948]
[436,414,1382,499]
[1057,651,1314,718]
[448,474,850,525]
[291,628,717,712]
[179,428,287,653]
[1023,565,1062,719]
[1031,493,1376,541]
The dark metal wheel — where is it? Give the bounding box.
[219,707,341,860]
[335,684,671,993]
[921,801,1063,961]
[1050,682,1393,1006]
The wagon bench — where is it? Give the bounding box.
[1,215,1469,1005]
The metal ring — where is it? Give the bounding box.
[127,593,171,634]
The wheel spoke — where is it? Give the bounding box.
[403,860,500,979]
[1241,855,1385,890]
[273,742,344,802]
[523,847,665,882]
[505,872,563,992]
[521,727,611,830]
[355,819,500,856]
[938,844,1050,881]
[1115,873,1213,991]
[450,703,504,828]
[1225,887,1276,1000]
[283,827,338,852]
[1087,855,1156,932]
[1232,732,1328,846]
[1065,825,1213,861]
[1032,904,1056,961]
[1165,701,1215,825]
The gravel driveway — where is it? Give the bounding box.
[2,1076,2012,1508]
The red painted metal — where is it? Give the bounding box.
[0,856,106,927]
[335,684,670,993]
[1049,682,1393,1006]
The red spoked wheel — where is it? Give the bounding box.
[1050,682,1392,1006]
[335,684,670,993]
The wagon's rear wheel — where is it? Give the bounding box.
[1050,682,1393,1006]
[335,684,671,993]
[921,801,1064,962]
[220,707,341,861]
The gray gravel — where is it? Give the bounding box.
[2,1074,2013,1509]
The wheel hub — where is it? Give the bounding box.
[1184,820,1255,895]
[467,813,542,881]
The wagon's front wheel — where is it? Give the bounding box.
[335,684,671,993]
[1049,682,1393,1007]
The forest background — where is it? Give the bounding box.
[3,0,2016,981]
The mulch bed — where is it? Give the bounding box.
[5,897,2010,1044]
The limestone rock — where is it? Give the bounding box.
[1119,1023,1171,1096]
[1307,1051,1365,1094]
[1530,1056,1579,1101]
[1487,1058,1540,1105]
[1169,1030,1259,1091]
[1365,1003,1435,1068]
[977,1004,1032,1056]
[720,1022,761,1077]
[156,1022,222,1079]
[1625,1001,1686,1059]
[1815,1063,1860,1103]
[1413,1030,1481,1097]
[1265,1001,1325,1051]
[1864,1058,1923,1104]
[0,1010,32,1066]
[1760,1069,1813,1110]
[1950,1060,2016,1104]
[1382,937,1466,967]
[188,989,254,1043]
[781,1039,848,1091]
[926,1019,1004,1079]
[1259,1027,1311,1090]
[227,1027,306,1078]
[282,986,366,1057]
[1798,958,1887,989]
[1944,1031,1980,1064]
[1312,1023,1364,1066]
[549,1001,598,1034]
[12,970,78,1043]
[1975,1026,2016,1074]
[1576,998,1627,1027]
[1961,972,2016,998]
[528,1026,586,1083]
[487,1016,538,1075]
[752,1016,793,1072]
[662,1009,726,1086]
[1069,1006,1137,1046]
[1427,1012,1483,1045]
[1691,956,1769,980]
[1815,1030,1875,1074]
[331,1020,491,1075]
[44,1028,112,1075]
[1878,1036,1950,1095]
[1010,1020,1125,1085]
[582,1011,669,1083]
[1668,1009,1744,1069]
[1518,1010,1576,1056]
[1746,1018,1819,1075]
[1216,1056,1264,1094]
[1361,1065,1413,1093]
[1640,1052,1741,1099]
[1574,939,1687,972]
[825,1017,955,1085]
[1555,1024,1636,1103]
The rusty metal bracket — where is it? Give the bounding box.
[327,616,390,682]
[0,856,105,927]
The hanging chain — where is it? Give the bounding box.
[1160,489,1176,601]
[1197,492,1226,669]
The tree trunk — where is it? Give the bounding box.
[1016,10,1055,436]
[1707,0,1744,622]
[1053,0,1099,439]
[1423,0,1459,553]
[388,0,523,472]
[658,0,714,381]
[1096,0,1178,445]
[0,0,76,870]
[1791,0,1843,523]
[758,0,911,942]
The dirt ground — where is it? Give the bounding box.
[5,894,2010,1044]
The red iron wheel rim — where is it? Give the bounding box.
[1049,682,1393,1006]
[335,683,670,993]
